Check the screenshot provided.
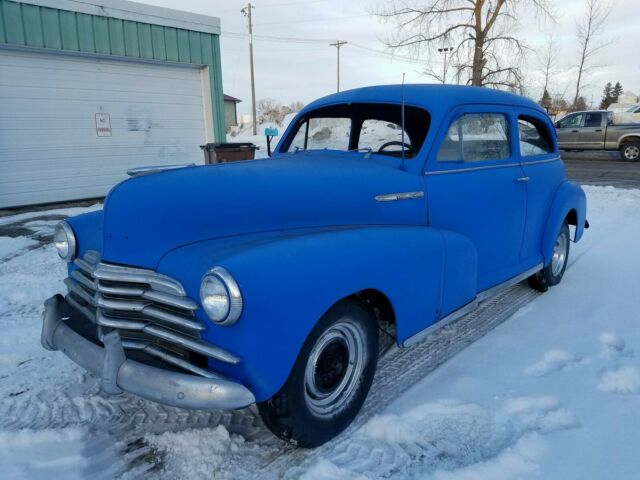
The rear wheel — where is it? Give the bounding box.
[529,222,570,292]
[258,299,378,448]
[620,142,640,162]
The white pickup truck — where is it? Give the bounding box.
[555,110,640,161]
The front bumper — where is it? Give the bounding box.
[41,294,255,410]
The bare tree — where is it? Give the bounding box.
[537,31,558,94]
[374,0,554,89]
[573,0,611,106]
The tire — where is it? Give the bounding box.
[258,299,378,448]
[620,142,640,162]
[528,222,570,292]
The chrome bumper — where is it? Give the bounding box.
[41,294,255,410]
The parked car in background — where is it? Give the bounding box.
[41,85,587,448]
[555,110,640,161]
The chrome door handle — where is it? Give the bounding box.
[516,176,530,183]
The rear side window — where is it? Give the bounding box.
[437,113,510,162]
[584,112,602,127]
[518,117,554,156]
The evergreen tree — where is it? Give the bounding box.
[612,82,624,104]
[599,82,613,109]
[571,96,588,112]
[539,89,552,111]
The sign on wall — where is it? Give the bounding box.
[95,113,112,137]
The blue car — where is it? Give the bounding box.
[42,85,588,447]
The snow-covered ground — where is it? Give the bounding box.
[0,186,639,479]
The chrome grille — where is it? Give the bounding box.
[64,250,239,379]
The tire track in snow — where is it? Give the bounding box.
[0,281,538,478]
[258,283,540,479]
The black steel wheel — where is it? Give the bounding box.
[258,299,378,448]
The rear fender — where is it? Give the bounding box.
[542,181,587,264]
[158,226,475,401]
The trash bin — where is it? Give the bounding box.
[200,142,258,164]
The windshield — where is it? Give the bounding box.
[281,103,431,158]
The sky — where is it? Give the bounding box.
[137,0,640,116]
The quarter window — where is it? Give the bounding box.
[518,117,554,156]
[437,113,510,162]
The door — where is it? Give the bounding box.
[517,112,566,268]
[0,49,210,208]
[556,113,584,149]
[425,109,527,293]
[574,112,606,149]
[555,113,584,149]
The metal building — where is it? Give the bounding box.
[0,0,225,208]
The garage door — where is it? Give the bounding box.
[0,48,210,208]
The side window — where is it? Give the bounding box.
[584,113,602,128]
[437,113,510,162]
[286,117,351,152]
[557,114,583,128]
[358,119,406,152]
[518,117,554,156]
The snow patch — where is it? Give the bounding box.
[0,236,38,261]
[300,459,370,480]
[144,425,275,479]
[432,434,544,480]
[524,350,582,377]
[598,366,640,395]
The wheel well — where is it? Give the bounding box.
[620,136,640,147]
[565,209,578,226]
[351,289,397,346]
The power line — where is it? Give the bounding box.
[222,31,431,66]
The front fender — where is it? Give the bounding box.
[158,226,469,402]
[542,181,587,264]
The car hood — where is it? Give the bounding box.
[101,153,425,269]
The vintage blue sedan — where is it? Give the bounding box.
[42,85,587,447]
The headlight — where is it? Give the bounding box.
[200,267,243,326]
[54,221,77,261]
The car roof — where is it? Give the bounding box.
[302,84,543,116]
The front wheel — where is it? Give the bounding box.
[258,300,378,448]
[620,142,640,162]
[529,222,570,292]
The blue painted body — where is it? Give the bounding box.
[66,85,587,402]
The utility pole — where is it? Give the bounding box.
[329,40,347,92]
[437,47,452,84]
[241,3,257,135]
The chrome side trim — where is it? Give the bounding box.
[127,163,195,176]
[424,157,560,176]
[402,300,478,348]
[374,191,425,202]
[476,263,543,302]
[402,263,543,347]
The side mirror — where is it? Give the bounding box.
[264,128,279,157]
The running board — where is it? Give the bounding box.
[402,263,543,348]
